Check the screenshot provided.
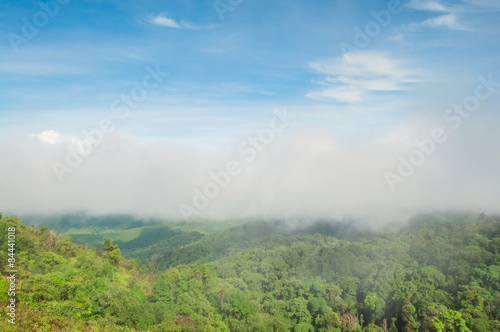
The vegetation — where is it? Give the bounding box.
[1,213,499,331]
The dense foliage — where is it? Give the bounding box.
[1,213,499,331]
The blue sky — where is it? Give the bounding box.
[1,0,500,147]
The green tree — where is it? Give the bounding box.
[364,292,386,321]
[103,238,118,252]
[432,310,470,332]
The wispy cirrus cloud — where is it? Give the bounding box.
[406,0,451,12]
[420,13,471,30]
[306,51,420,104]
[404,0,488,31]
[144,13,218,30]
[462,0,500,11]
[407,0,500,13]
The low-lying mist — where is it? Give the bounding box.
[1,112,499,228]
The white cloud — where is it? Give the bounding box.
[144,14,218,30]
[406,0,451,12]
[148,14,181,28]
[307,51,420,103]
[34,130,61,145]
[405,1,483,31]
[306,85,367,103]
[421,13,470,30]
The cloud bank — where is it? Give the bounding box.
[1,108,499,227]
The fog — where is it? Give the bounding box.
[1,106,499,228]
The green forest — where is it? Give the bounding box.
[1,212,499,331]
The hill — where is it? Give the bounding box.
[1,212,500,331]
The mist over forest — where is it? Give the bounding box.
[1,111,500,226]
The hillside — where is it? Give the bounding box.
[1,213,500,331]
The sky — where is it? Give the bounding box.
[1,0,499,224]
